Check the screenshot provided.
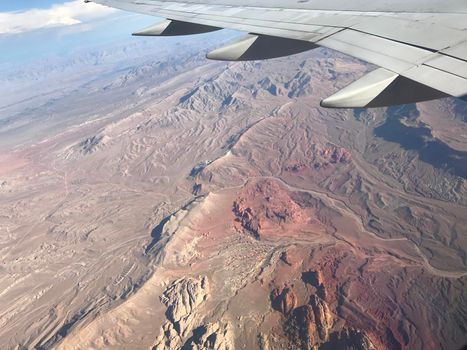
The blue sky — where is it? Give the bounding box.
[0,1,158,63]
[0,1,121,34]
[0,1,61,11]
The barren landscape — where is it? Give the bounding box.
[0,34,466,350]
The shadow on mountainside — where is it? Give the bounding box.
[373,104,467,179]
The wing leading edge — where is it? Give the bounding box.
[88,0,467,108]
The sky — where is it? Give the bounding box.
[0,1,119,35]
[0,1,157,63]
[0,1,62,11]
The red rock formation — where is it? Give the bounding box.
[233,179,308,238]
[271,287,297,315]
[270,265,333,348]
[322,328,377,350]
[286,304,319,349]
[302,270,327,301]
[310,295,333,341]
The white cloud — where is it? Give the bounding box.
[0,1,118,34]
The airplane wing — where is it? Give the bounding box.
[88,0,467,108]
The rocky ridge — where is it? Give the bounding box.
[271,269,375,350]
[153,277,234,350]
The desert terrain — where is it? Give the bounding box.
[0,34,466,350]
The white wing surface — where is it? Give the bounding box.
[88,0,467,108]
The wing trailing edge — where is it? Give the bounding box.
[86,0,467,108]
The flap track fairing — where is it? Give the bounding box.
[207,34,318,61]
[133,20,220,36]
[321,68,449,108]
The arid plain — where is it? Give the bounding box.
[0,36,466,350]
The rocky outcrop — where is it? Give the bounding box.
[284,163,307,173]
[271,287,297,315]
[0,180,9,192]
[255,77,284,97]
[79,134,110,155]
[302,270,327,301]
[258,333,270,350]
[271,268,334,348]
[153,277,235,350]
[161,276,208,336]
[281,293,333,348]
[310,295,333,341]
[276,287,375,350]
[284,143,352,173]
[280,251,293,266]
[318,145,352,166]
[233,179,308,238]
[181,323,235,350]
[285,304,319,350]
[285,71,313,98]
[153,276,210,349]
[268,260,380,350]
[321,329,377,350]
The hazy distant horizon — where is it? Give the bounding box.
[0,1,158,63]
